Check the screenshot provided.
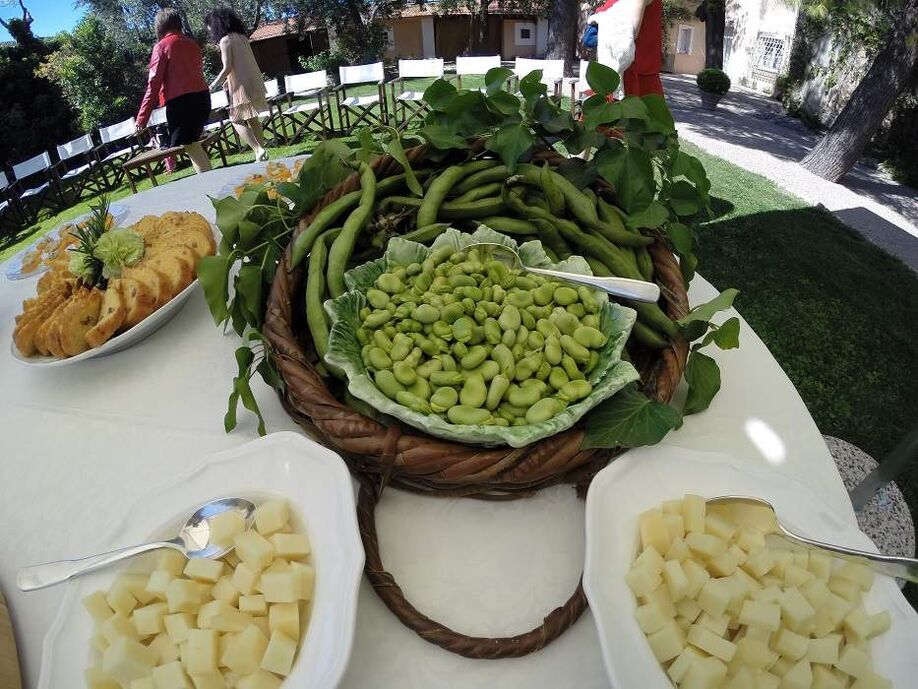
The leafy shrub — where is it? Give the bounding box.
[696,68,731,95]
[298,50,348,74]
[875,99,918,187]
[38,16,146,132]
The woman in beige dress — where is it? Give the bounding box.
[205,8,269,161]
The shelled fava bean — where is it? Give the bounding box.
[356,245,609,427]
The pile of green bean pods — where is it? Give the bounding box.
[298,157,680,375]
[355,245,610,427]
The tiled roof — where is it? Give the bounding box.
[250,18,320,42]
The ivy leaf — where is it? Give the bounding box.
[224,388,240,432]
[238,218,262,249]
[196,254,232,324]
[211,195,247,245]
[418,124,469,150]
[485,66,513,94]
[583,99,623,132]
[582,384,682,448]
[485,124,535,173]
[230,345,266,436]
[533,98,574,134]
[680,250,698,285]
[672,151,711,196]
[684,351,721,415]
[423,78,457,110]
[595,144,655,212]
[679,288,740,326]
[699,317,741,350]
[519,70,548,103]
[257,356,285,391]
[627,200,669,229]
[586,61,620,97]
[225,345,254,432]
[619,97,650,123]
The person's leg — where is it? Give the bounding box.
[183,141,212,174]
[232,119,267,160]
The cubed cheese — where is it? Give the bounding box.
[807,634,841,665]
[145,570,174,600]
[106,580,139,617]
[211,576,240,606]
[260,631,297,676]
[231,562,260,596]
[682,494,707,535]
[221,624,269,676]
[166,579,202,614]
[148,632,180,664]
[643,581,677,617]
[663,512,686,541]
[734,637,778,671]
[836,645,872,679]
[236,670,281,689]
[239,594,268,616]
[233,531,275,572]
[843,605,873,644]
[808,552,832,582]
[698,578,733,618]
[682,655,727,689]
[634,600,669,634]
[185,629,219,675]
[640,509,672,555]
[834,562,874,591]
[782,659,813,689]
[152,659,193,689]
[83,591,115,624]
[646,619,685,662]
[268,602,300,640]
[269,533,311,559]
[101,612,140,644]
[744,549,776,578]
[668,646,706,683]
[771,627,809,661]
[254,499,289,536]
[259,572,307,606]
[131,602,168,637]
[683,559,711,598]
[687,623,736,662]
[184,558,224,583]
[812,664,846,689]
[780,587,816,630]
[157,550,188,576]
[829,576,863,603]
[663,559,690,601]
[675,597,703,624]
[102,637,157,688]
[624,565,662,598]
[686,533,727,560]
[868,610,891,637]
[784,563,814,588]
[704,513,736,541]
[208,511,247,547]
[738,600,781,631]
[164,613,195,644]
[197,600,234,629]
[850,672,892,689]
[633,546,666,575]
[665,537,691,562]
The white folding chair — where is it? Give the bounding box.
[388,58,444,130]
[11,152,55,223]
[455,55,502,92]
[54,133,101,201]
[0,170,21,234]
[258,78,286,144]
[280,71,330,143]
[566,60,592,114]
[333,62,386,135]
[204,90,240,153]
[514,58,565,99]
[95,117,139,189]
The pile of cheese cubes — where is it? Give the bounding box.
[626,494,892,689]
[84,498,313,689]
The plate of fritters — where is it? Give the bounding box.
[11,211,217,366]
[215,158,306,199]
[4,205,129,280]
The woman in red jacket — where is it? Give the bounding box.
[588,0,664,97]
[135,9,212,174]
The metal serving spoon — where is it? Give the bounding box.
[707,495,918,583]
[467,242,661,303]
[17,497,256,592]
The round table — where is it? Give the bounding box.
[0,158,854,688]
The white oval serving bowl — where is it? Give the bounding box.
[583,447,918,689]
[37,432,365,689]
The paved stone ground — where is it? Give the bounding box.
[662,74,918,271]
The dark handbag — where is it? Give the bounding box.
[581,23,598,49]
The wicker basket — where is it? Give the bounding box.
[263,144,690,659]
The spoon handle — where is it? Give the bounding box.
[526,267,661,303]
[776,527,918,583]
[17,539,184,591]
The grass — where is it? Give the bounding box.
[683,141,918,606]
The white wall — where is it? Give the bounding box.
[724,0,798,89]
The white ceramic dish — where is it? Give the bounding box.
[11,276,200,367]
[4,205,130,280]
[38,431,365,689]
[583,448,918,689]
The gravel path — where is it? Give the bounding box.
[663,74,918,270]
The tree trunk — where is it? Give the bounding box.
[800,0,918,181]
[546,0,578,68]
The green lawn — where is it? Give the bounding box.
[684,141,918,606]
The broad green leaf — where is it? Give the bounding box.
[680,250,698,285]
[682,319,710,342]
[257,356,285,391]
[235,367,266,436]
[236,263,264,328]
[642,94,676,133]
[672,151,711,196]
[485,66,513,94]
[423,78,457,110]
[669,180,703,216]
[594,145,656,212]
[211,195,246,245]
[533,97,574,134]
[619,97,650,122]
[485,124,535,173]
[582,384,682,448]
[238,218,262,248]
[196,254,232,324]
[419,124,469,150]
[684,351,721,415]
[700,317,741,350]
[583,99,623,132]
[586,61,620,97]
[519,70,548,102]
[555,158,599,189]
[679,288,740,326]
[487,90,523,116]
[224,389,240,432]
[275,182,305,210]
[665,221,693,255]
[627,201,669,229]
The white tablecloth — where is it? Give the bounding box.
[0,158,854,688]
